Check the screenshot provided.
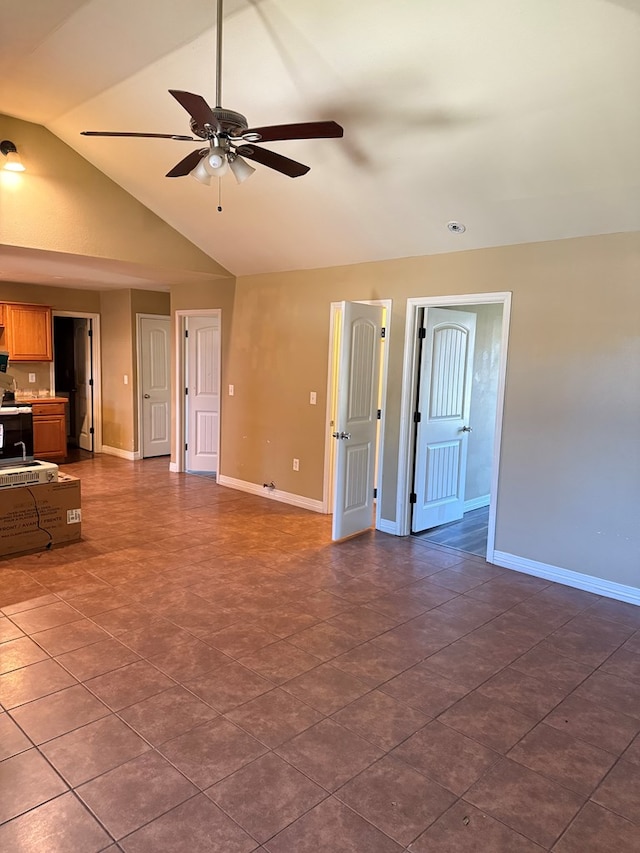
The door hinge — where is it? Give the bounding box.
[373,487,377,499]
[377,409,381,420]
[87,328,93,338]
[409,492,417,504]
[185,386,188,395]
[88,379,93,387]
[185,329,189,338]
[89,427,94,435]
[418,326,426,339]
[413,411,421,423]
[185,442,188,451]
[380,327,386,339]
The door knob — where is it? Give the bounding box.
[461,425,472,432]
[332,431,352,440]
[143,393,151,399]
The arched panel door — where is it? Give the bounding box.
[412,307,476,532]
[332,301,383,541]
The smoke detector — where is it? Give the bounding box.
[447,221,466,233]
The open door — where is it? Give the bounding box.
[332,301,383,541]
[73,318,94,451]
[412,307,476,532]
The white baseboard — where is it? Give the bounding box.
[464,495,490,512]
[169,462,179,473]
[100,445,141,461]
[493,550,640,606]
[377,518,400,535]
[217,475,324,513]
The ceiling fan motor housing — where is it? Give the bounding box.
[191,108,248,139]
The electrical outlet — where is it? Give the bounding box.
[28,373,36,383]
[293,458,299,471]
[228,384,234,396]
[309,391,317,405]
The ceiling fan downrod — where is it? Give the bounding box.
[215,0,223,110]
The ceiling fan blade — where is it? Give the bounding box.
[169,90,218,128]
[236,144,310,178]
[166,149,206,178]
[238,121,344,143]
[81,131,196,140]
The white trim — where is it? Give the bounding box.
[322,303,340,514]
[377,518,400,536]
[464,494,491,512]
[169,461,179,473]
[397,291,512,563]
[51,310,102,453]
[486,293,512,559]
[493,551,640,607]
[217,474,324,513]
[174,309,222,476]
[136,313,171,460]
[101,445,141,461]
[323,299,392,531]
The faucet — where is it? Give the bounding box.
[14,441,26,462]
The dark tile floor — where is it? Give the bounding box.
[415,506,489,557]
[1,456,639,852]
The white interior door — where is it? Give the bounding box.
[140,316,171,458]
[332,301,383,541]
[186,315,220,473]
[73,318,93,451]
[412,307,476,532]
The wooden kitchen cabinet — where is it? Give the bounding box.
[31,399,67,459]
[0,303,53,361]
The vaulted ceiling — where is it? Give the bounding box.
[2,0,639,278]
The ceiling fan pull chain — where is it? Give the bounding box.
[217,177,223,212]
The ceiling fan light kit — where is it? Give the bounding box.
[228,154,256,184]
[80,0,343,193]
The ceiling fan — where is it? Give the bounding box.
[81,0,343,184]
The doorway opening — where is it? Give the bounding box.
[397,293,511,561]
[323,299,391,540]
[52,311,101,455]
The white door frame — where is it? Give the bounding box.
[173,309,222,475]
[323,299,392,533]
[50,310,102,453]
[136,313,171,460]
[397,292,512,561]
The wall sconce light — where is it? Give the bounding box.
[1,140,26,172]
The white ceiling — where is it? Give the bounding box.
[1,0,639,282]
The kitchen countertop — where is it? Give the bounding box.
[15,397,68,404]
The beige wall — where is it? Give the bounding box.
[0,282,101,313]
[100,290,134,451]
[222,232,640,588]
[0,114,229,278]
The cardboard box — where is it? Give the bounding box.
[0,476,81,557]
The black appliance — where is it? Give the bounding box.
[0,405,34,466]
